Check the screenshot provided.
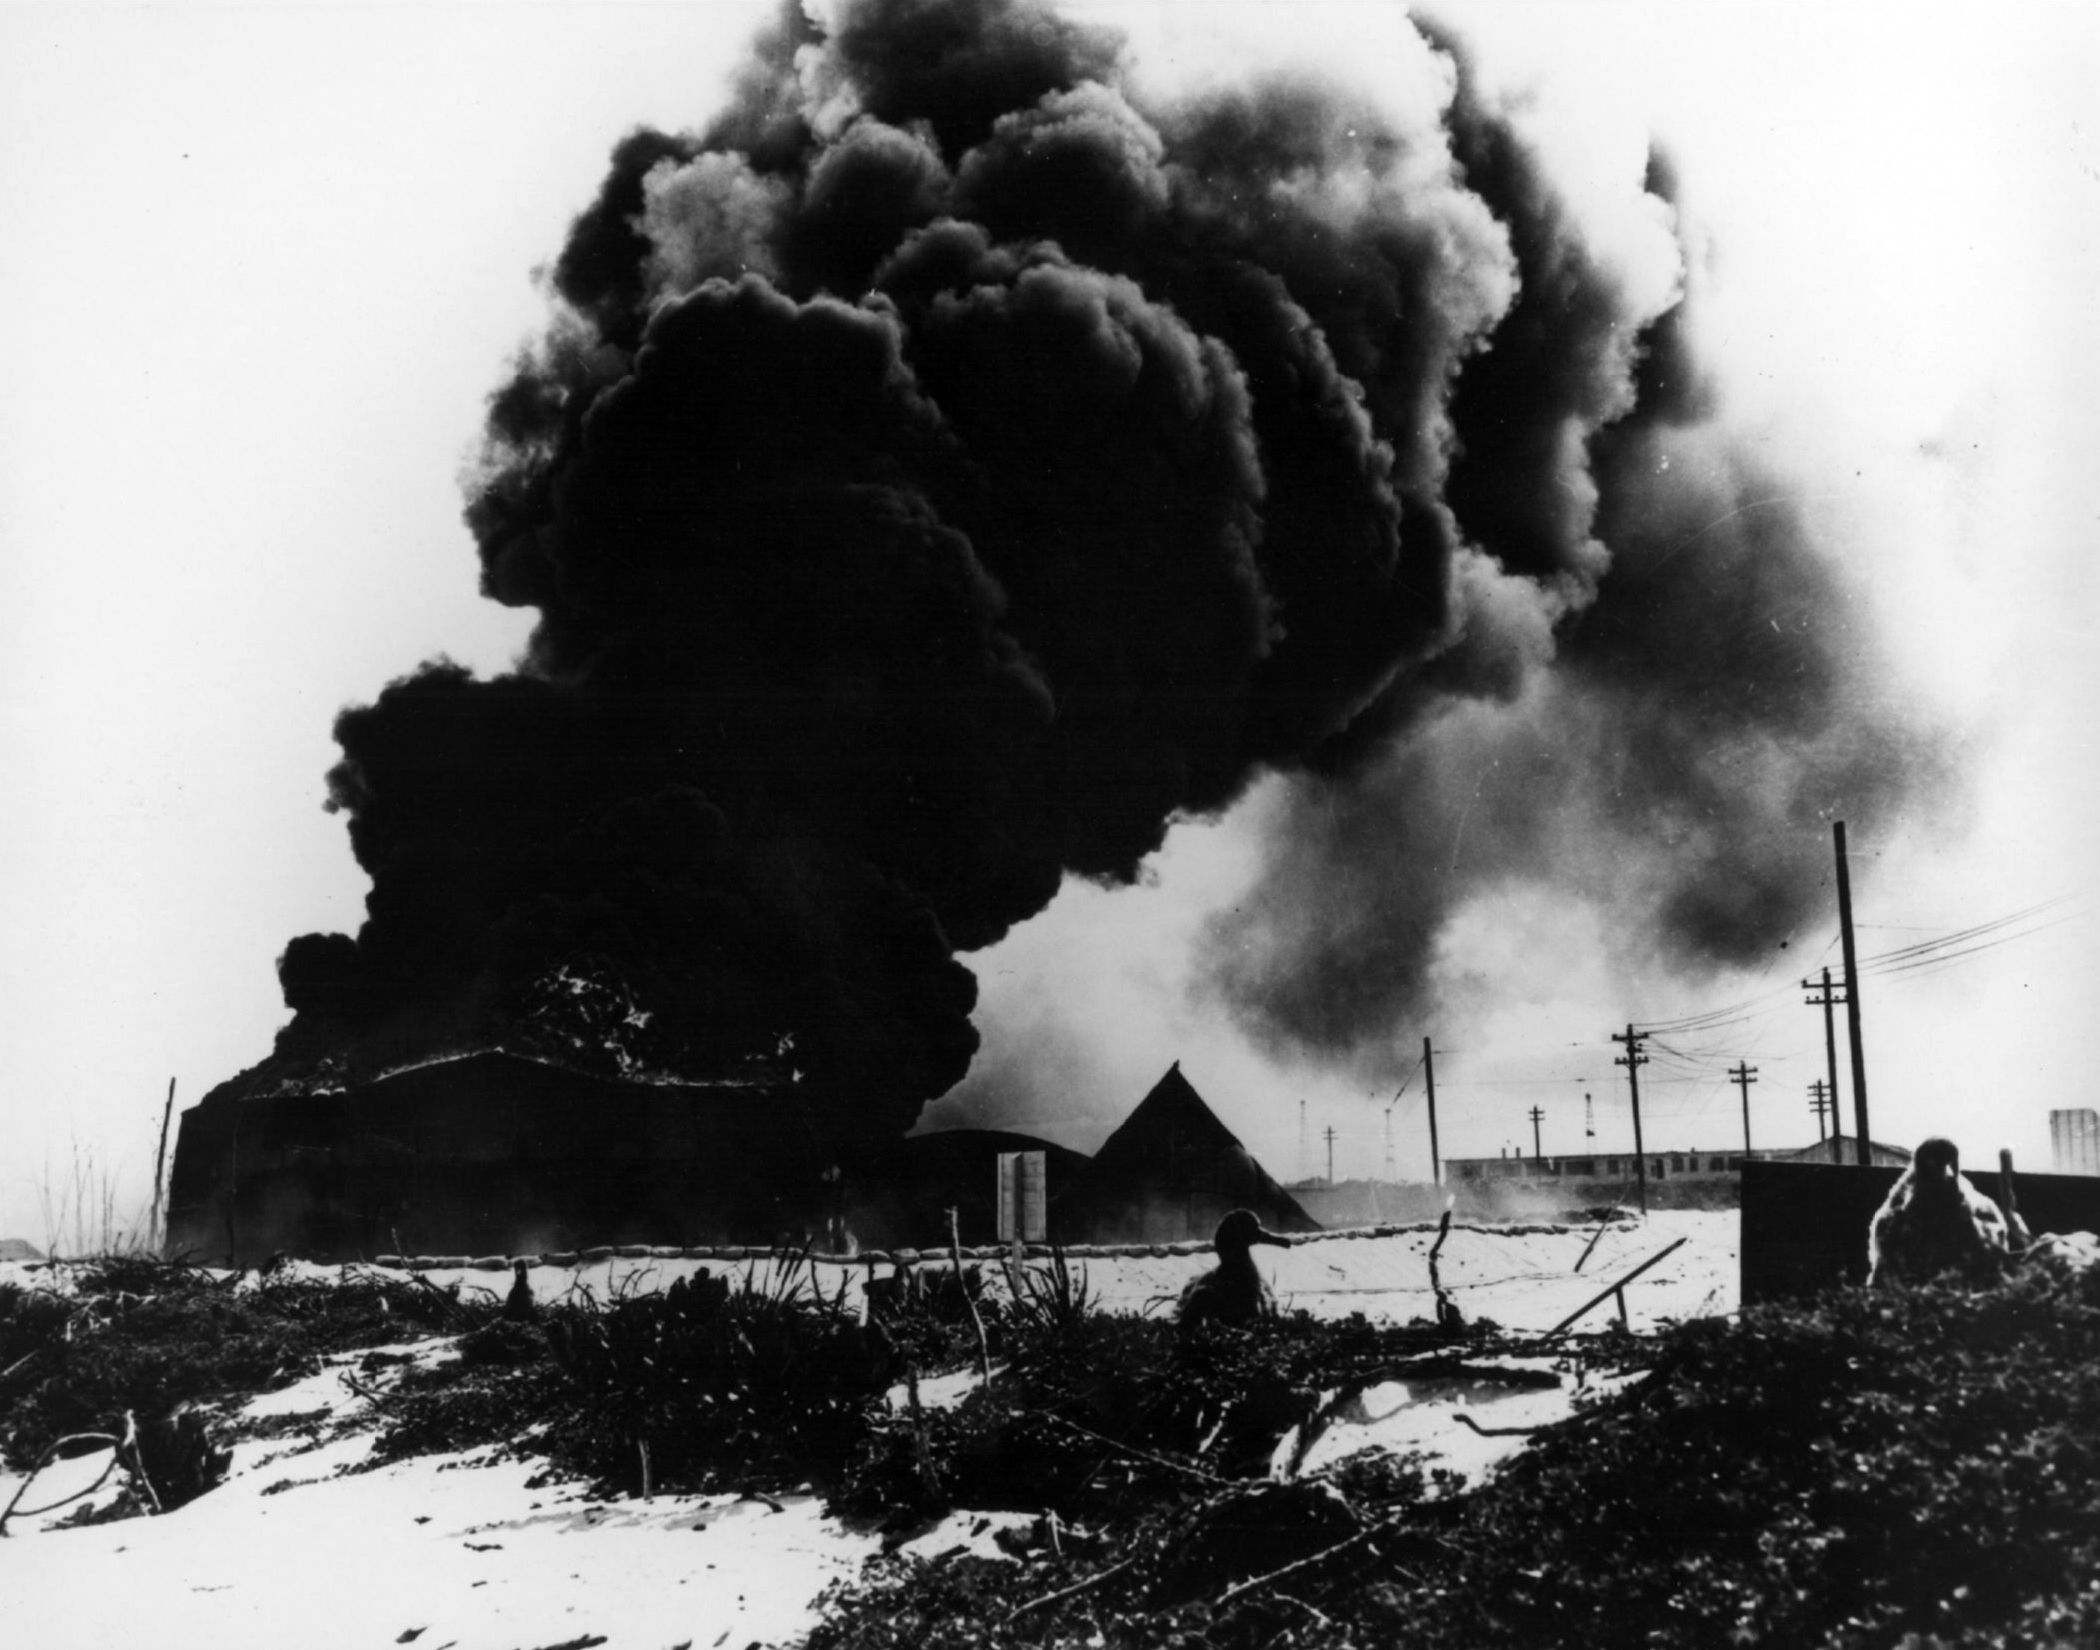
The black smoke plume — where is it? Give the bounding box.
[270,0,1942,1146]
[1197,43,1949,1074]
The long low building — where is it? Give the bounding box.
[1451,1136,1913,1183]
[1443,1136,1916,1210]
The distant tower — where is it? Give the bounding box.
[1299,1098,1309,1183]
[1585,1092,1595,1140]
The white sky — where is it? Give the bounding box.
[2,0,2096,1243]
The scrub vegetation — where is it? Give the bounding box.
[4,1254,2097,1650]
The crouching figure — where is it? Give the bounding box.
[1867,1137,2016,1288]
[1178,1209,1294,1334]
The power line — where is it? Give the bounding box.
[1626,893,2077,1047]
[1867,912,2082,980]
[1381,1049,1426,1105]
[1857,895,2074,969]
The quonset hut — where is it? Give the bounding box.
[164,1045,817,1265]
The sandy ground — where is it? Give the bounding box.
[389,1207,1733,1335]
[0,1211,1736,1649]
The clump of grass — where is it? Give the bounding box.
[548,1255,896,1492]
[999,1247,1097,1340]
[830,1299,1479,1532]
[814,1268,2100,1650]
[0,1256,476,1473]
[1372,1266,2100,1650]
[371,1254,907,1499]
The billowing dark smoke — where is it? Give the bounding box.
[1198,47,1949,1073]
[272,0,1942,1146]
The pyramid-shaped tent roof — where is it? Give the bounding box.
[1089,1063,1317,1234]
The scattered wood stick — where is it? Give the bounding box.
[1428,1207,1466,1329]
[407,1273,462,1317]
[1339,1356,1561,1390]
[1453,1412,1545,1438]
[1427,1207,1453,1267]
[1272,1591,1336,1631]
[945,1207,992,1391]
[121,1410,163,1515]
[1213,1524,1377,1612]
[0,1429,123,1536]
[1548,1237,1687,1335]
[1004,1555,1137,1623]
[342,1372,387,1405]
[899,1356,943,1502]
[0,1345,45,1385]
[1039,1412,1231,1486]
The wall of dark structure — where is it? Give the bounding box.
[165,1051,820,1266]
[853,1130,1093,1250]
[860,1129,1315,1249]
[1740,1159,2100,1303]
[1071,1139,1318,1245]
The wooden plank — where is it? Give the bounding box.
[1548,1236,1688,1333]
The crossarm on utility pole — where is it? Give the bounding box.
[1548,1236,1688,1335]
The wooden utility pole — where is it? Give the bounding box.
[1611,1025,1650,1213]
[1802,966,1847,1161]
[1729,1062,1758,1153]
[1808,1079,1832,1145]
[1423,1036,1442,1187]
[1832,821,1872,1164]
[149,1076,176,1252]
[1323,1125,1337,1185]
[1527,1105,1546,1160]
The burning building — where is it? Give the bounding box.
[165,1046,816,1264]
[169,0,1942,1258]
[167,1055,1297,1263]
